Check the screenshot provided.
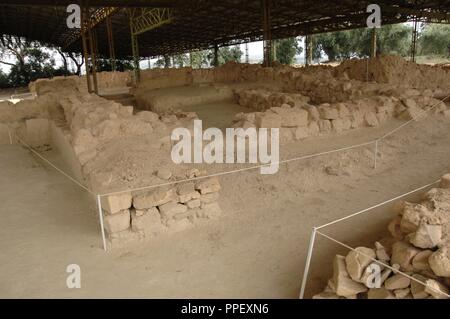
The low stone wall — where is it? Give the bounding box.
[233,88,448,144]
[101,176,222,246]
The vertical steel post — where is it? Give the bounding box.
[411,18,419,63]
[86,7,98,94]
[261,0,272,67]
[97,195,107,252]
[81,7,93,93]
[299,227,317,299]
[371,28,377,58]
[106,16,116,72]
[129,11,140,84]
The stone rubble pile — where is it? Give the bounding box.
[313,174,450,299]
[101,176,222,245]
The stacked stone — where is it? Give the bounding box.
[101,176,222,242]
[233,88,449,144]
[313,174,450,299]
[235,89,310,112]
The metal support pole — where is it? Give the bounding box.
[299,227,317,299]
[305,35,313,66]
[261,0,272,67]
[370,28,377,58]
[411,18,419,63]
[86,7,99,94]
[131,33,140,83]
[106,16,116,72]
[81,8,93,93]
[214,44,219,67]
[96,195,107,252]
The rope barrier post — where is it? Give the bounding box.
[299,227,317,299]
[374,140,379,169]
[8,128,12,145]
[96,194,107,252]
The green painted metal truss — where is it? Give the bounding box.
[129,8,173,36]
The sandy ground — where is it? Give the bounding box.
[1,103,450,298]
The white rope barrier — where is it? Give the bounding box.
[314,230,450,298]
[316,179,440,230]
[14,134,95,195]
[299,178,445,299]
[100,140,376,197]
[4,92,448,253]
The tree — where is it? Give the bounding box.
[312,24,412,61]
[275,37,302,65]
[216,45,243,64]
[419,24,450,56]
[173,54,189,68]
[189,50,210,68]
[68,52,84,75]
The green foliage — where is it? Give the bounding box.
[0,69,9,89]
[189,51,210,68]
[419,24,450,56]
[275,38,302,65]
[313,24,413,61]
[173,54,189,68]
[218,46,243,64]
[97,59,134,72]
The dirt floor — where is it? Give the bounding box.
[1,107,450,298]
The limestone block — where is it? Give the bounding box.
[333,255,368,297]
[187,199,201,209]
[391,241,421,272]
[394,288,411,299]
[159,202,188,220]
[385,274,411,290]
[425,279,449,299]
[412,250,433,272]
[408,223,442,249]
[294,127,309,140]
[331,119,345,133]
[177,183,201,203]
[410,274,430,299]
[429,247,450,277]
[256,113,281,128]
[200,192,220,204]
[318,105,339,120]
[440,174,450,189]
[367,288,395,299]
[101,192,132,214]
[156,168,172,180]
[195,177,221,195]
[280,109,308,127]
[131,208,165,234]
[104,210,131,234]
[364,112,379,127]
[133,188,176,209]
[345,247,376,282]
[318,119,332,133]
